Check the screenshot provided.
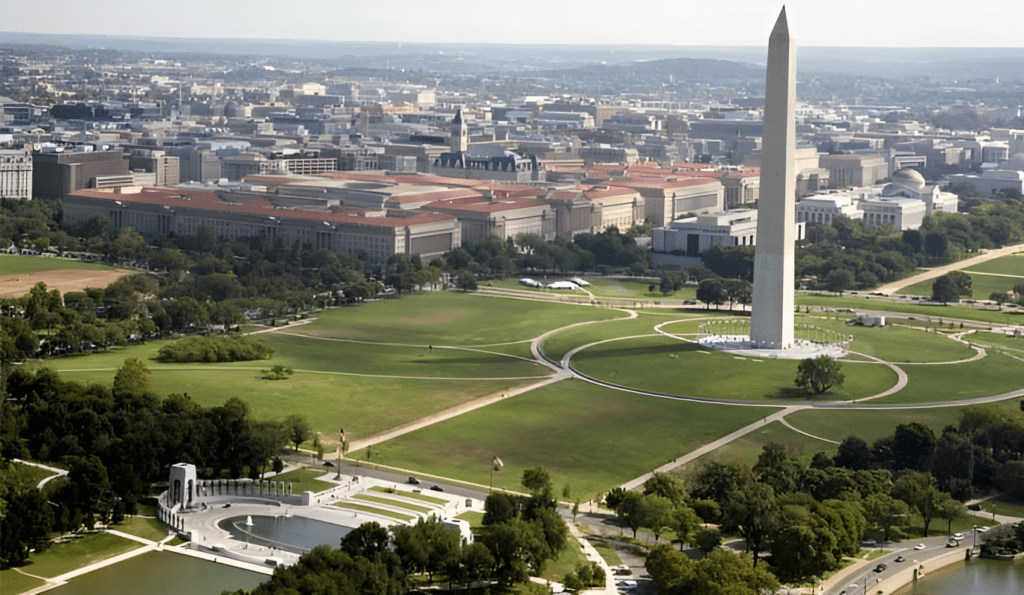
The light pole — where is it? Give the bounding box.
[973,524,978,551]
[337,428,345,480]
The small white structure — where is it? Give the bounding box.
[519,278,542,288]
[569,277,591,286]
[857,314,886,327]
[168,463,198,508]
[546,281,580,290]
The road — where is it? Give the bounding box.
[821,532,982,595]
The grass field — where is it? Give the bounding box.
[0,569,44,595]
[294,293,622,346]
[362,379,774,500]
[0,254,117,275]
[793,294,1023,325]
[332,501,415,522]
[352,493,433,513]
[18,532,143,578]
[50,367,526,443]
[368,486,448,505]
[540,315,665,362]
[878,350,1024,404]
[5,461,61,488]
[570,335,898,402]
[969,331,1024,352]
[669,421,840,480]
[455,510,485,529]
[539,536,590,583]
[269,468,336,493]
[783,408,966,446]
[978,495,1024,519]
[112,517,171,542]
[896,274,1024,300]
[812,317,976,363]
[962,254,1024,276]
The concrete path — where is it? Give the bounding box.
[13,459,68,489]
[874,243,1024,294]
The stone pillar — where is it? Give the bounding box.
[750,7,797,349]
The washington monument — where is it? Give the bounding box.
[750,7,796,349]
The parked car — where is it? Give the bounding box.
[322,461,336,467]
[953,532,964,540]
[861,539,878,548]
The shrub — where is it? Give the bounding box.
[156,335,273,363]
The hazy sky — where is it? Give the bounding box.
[3,0,1022,47]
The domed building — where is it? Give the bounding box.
[881,167,958,215]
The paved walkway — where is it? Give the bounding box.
[13,459,68,489]
[874,243,1024,294]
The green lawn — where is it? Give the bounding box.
[783,408,966,446]
[352,493,433,514]
[294,293,623,346]
[111,517,171,542]
[670,421,839,479]
[878,351,1024,404]
[896,274,1024,300]
[540,315,662,362]
[808,317,976,363]
[570,335,897,402]
[455,511,485,528]
[539,536,590,583]
[0,254,118,275]
[268,468,336,493]
[794,294,1023,326]
[962,254,1024,276]
[583,277,698,301]
[363,379,774,500]
[4,461,62,488]
[978,495,1024,519]
[49,367,526,443]
[35,332,548,380]
[17,532,143,578]
[0,569,45,595]
[368,486,447,504]
[331,501,415,522]
[587,537,624,566]
[968,332,1024,352]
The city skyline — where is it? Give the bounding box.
[3,0,1024,49]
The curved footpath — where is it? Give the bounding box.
[874,243,1024,294]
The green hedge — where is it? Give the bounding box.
[156,335,273,363]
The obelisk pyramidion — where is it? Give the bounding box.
[750,7,796,349]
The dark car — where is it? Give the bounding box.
[894,556,905,563]
[874,563,887,573]
[429,485,444,492]
[407,477,420,485]
[322,461,336,467]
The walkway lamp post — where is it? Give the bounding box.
[974,524,978,550]
[337,428,345,480]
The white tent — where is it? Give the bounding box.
[546,281,580,290]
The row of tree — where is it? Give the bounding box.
[0,360,312,568]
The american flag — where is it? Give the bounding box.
[492,456,504,471]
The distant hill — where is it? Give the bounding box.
[538,57,763,83]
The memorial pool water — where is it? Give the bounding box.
[894,557,1024,594]
[48,551,267,595]
[219,515,354,553]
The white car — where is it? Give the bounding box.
[953,533,964,540]
[914,543,926,550]
[976,526,990,533]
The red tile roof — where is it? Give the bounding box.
[68,187,455,228]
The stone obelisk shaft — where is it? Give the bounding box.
[750,7,796,349]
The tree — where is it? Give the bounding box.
[643,473,687,507]
[284,414,311,451]
[932,273,971,303]
[456,270,478,291]
[893,471,944,537]
[834,436,874,471]
[112,358,154,403]
[614,490,646,538]
[892,422,937,472]
[936,495,968,536]
[721,478,780,567]
[824,268,855,295]
[862,492,910,543]
[724,279,752,310]
[340,521,391,559]
[694,527,722,554]
[696,278,727,309]
[795,355,845,394]
[639,494,675,543]
[670,505,702,550]
[521,467,553,497]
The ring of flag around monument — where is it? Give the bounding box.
[493,456,503,471]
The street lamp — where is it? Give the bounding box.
[973,524,978,551]
[337,428,345,480]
